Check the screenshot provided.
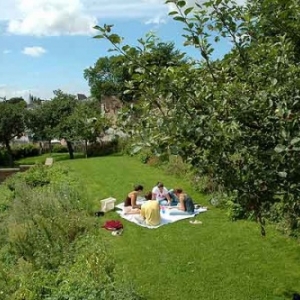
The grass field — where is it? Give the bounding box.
[16,152,85,165]
[17,155,300,299]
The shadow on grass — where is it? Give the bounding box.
[15,152,125,166]
[282,290,300,300]
[15,153,86,165]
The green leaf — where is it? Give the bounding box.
[93,25,104,32]
[174,16,186,22]
[177,1,186,8]
[291,137,300,145]
[122,45,130,52]
[108,34,122,44]
[184,7,194,15]
[277,171,287,178]
[93,34,104,39]
[274,145,286,153]
[131,146,143,154]
[168,11,178,16]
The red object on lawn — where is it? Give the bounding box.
[102,220,123,231]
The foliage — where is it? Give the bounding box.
[51,144,68,153]
[0,163,141,299]
[92,0,300,235]
[26,98,59,144]
[0,148,12,167]
[57,155,300,300]
[0,100,27,166]
[84,55,133,102]
[0,144,40,167]
[26,90,109,160]
[85,31,187,103]
[4,164,76,189]
[15,153,85,165]
[86,139,119,157]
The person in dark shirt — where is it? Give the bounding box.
[124,184,144,209]
[168,188,195,215]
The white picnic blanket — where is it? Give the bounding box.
[115,199,207,229]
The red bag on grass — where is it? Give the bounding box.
[102,220,123,231]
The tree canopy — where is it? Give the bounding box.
[26,90,109,159]
[92,0,300,235]
[0,99,27,166]
[83,36,187,103]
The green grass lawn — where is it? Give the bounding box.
[40,156,300,299]
[16,152,85,165]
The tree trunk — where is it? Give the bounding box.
[48,140,52,155]
[85,139,88,159]
[66,141,74,159]
[4,139,13,167]
[39,142,43,155]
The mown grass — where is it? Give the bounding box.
[16,152,85,165]
[53,155,300,300]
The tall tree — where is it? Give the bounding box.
[84,36,187,103]
[26,99,59,152]
[0,100,27,166]
[84,55,132,102]
[93,0,300,234]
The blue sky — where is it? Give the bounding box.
[0,0,234,101]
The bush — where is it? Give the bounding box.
[1,236,143,300]
[0,148,11,167]
[0,163,142,299]
[137,149,152,164]
[51,144,68,153]
[11,144,40,160]
[5,164,73,189]
[163,155,191,177]
[190,173,224,194]
[0,144,40,166]
[87,140,119,157]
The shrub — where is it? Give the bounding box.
[0,144,40,167]
[163,155,191,177]
[5,164,76,189]
[0,148,11,167]
[0,164,142,299]
[51,144,68,153]
[137,149,152,164]
[190,173,224,194]
[87,140,119,157]
[1,236,143,300]
[11,144,40,160]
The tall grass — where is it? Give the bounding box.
[0,164,142,300]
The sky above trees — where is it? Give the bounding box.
[0,0,240,100]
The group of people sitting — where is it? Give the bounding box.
[123,182,195,226]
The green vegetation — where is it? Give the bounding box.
[2,0,300,297]
[0,162,142,299]
[0,98,27,166]
[15,153,85,165]
[1,155,299,299]
[58,156,299,300]
[91,0,300,235]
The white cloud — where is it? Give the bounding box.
[6,0,97,36]
[0,0,247,36]
[0,83,89,101]
[145,15,167,25]
[22,46,47,57]
[1,0,168,36]
[0,85,37,100]
[167,0,246,12]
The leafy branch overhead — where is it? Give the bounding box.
[91,0,300,235]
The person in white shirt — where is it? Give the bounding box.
[152,182,178,205]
